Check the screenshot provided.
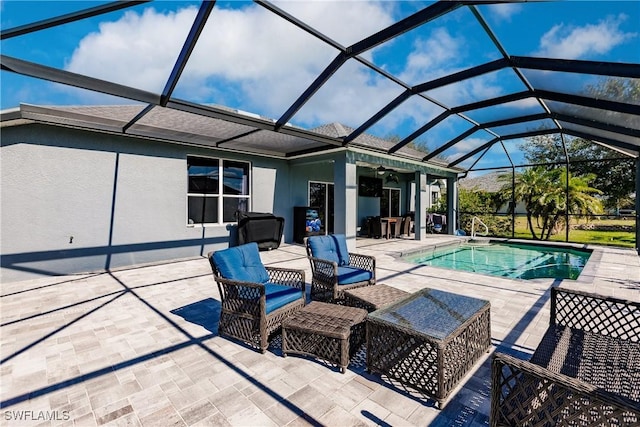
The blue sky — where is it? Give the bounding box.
[1,1,639,169]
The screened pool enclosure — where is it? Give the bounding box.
[2,0,638,251]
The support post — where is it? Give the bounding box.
[562,134,570,243]
[447,176,457,235]
[636,157,639,255]
[511,167,516,238]
[414,171,428,240]
[334,155,358,251]
[565,163,570,243]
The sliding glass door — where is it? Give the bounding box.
[309,181,334,234]
[381,187,401,217]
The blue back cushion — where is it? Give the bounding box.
[308,234,350,266]
[212,243,270,284]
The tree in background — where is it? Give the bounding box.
[521,134,634,214]
[520,77,637,214]
[457,188,510,235]
[500,167,602,240]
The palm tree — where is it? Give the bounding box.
[500,167,550,240]
[563,171,603,223]
[500,167,602,240]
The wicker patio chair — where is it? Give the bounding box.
[399,215,413,236]
[208,242,305,353]
[491,287,640,426]
[430,213,446,233]
[305,234,376,303]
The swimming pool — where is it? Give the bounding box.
[403,241,591,280]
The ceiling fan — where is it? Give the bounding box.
[376,165,396,175]
[385,174,399,184]
[375,165,399,183]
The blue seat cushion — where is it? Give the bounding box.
[265,284,302,314]
[212,243,270,284]
[308,234,350,266]
[336,266,373,285]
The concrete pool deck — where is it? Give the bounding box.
[1,236,638,426]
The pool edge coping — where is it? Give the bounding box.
[393,237,603,283]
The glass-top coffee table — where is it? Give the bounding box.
[366,288,491,407]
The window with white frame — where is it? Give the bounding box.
[187,156,250,225]
[380,187,401,217]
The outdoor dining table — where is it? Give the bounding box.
[380,217,398,239]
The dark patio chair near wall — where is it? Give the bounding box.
[368,216,387,239]
[305,234,376,302]
[208,243,305,353]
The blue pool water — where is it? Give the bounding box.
[404,241,591,280]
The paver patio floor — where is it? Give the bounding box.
[1,237,638,426]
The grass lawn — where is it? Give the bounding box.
[510,216,636,248]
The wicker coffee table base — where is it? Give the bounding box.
[367,305,491,407]
[282,302,367,373]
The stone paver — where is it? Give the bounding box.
[1,237,638,426]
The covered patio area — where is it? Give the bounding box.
[2,238,638,426]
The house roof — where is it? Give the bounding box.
[458,171,507,193]
[1,1,638,173]
[2,103,454,175]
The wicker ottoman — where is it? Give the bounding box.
[344,284,409,312]
[282,302,367,373]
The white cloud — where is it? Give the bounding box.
[65,2,395,125]
[368,26,472,134]
[486,3,523,23]
[535,14,636,59]
[399,27,462,85]
[66,7,196,92]
[291,60,404,128]
[271,0,395,47]
[446,136,488,160]
[426,71,504,109]
[60,1,514,138]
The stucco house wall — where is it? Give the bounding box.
[1,123,290,283]
[289,160,333,207]
[2,119,456,283]
[290,161,418,236]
